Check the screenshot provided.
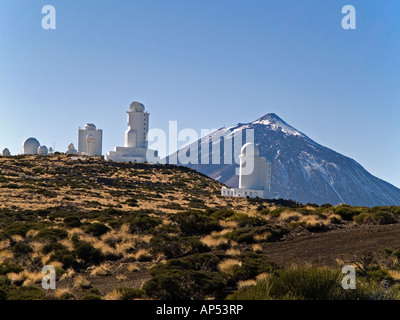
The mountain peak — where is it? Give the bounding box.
[251,113,303,137]
[256,113,283,122]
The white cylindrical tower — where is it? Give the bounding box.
[125,102,149,149]
[239,143,271,191]
[86,134,95,156]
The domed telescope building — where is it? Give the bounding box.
[23,138,40,155]
[78,123,103,156]
[38,145,49,156]
[221,142,274,199]
[105,102,160,163]
[2,148,11,157]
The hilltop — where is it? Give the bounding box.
[0,155,400,300]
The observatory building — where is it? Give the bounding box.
[221,143,273,199]
[66,143,79,155]
[2,148,10,157]
[38,146,49,156]
[23,138,41,155]
[78,123,103,156]
[105,102,160,163]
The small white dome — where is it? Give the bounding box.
[66,143,78,155]
[86,134,95,142]
[84,123,96,130]
[38,145,48,155]
[2,148,10,156]
[23,138,40,155]
[130,101,145,112]
[240,142,259,157]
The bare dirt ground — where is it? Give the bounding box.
[262,223,400,267]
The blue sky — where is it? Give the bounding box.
[0,0,399,187]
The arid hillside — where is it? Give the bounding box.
[0,155,400,300]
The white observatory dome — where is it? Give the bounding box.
[130,101,145,113]
[66,143,78,155]
[23,138,40,155]
[2,148,10,157]
[86,134,95,142]
[84,123,96,131]
[48,147,54,154]
[240,142,259,157]
[38,145,48,155]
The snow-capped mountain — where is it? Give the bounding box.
[167,113,400,207]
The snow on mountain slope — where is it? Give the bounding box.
[166,113,400,207]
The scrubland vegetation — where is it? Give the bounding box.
[0,155,400,300]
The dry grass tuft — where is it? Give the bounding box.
[0,240,10,251]
[200,235,228,248]
[388,270,400,281]
[134,249,153,261]
[127,263,140,273]
[220,220,238,228]
[90,263,112,276]
[0,250,14,263]
[253,232,271,242]
[73,275,91,289]
[60,268,75,281]
[22,271,44,286]
[237,279,257,288]
[219,259,242,274]
[252,244,263,253]
[54,287,74,299]
[116,274,128,282]
[226,248,241,256]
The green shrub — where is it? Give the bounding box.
[269,208,286,218]
[42,243,67,255]
[144,253,226,300]
[7,286,45,300]
[188,198,207,209]
[305,223,328,232]
[173,210,222,236]
[129,214,162,234]
[125,198,138,207]
[354,211,396,225]
[0,262,24,275]
[228,266,371,300]
[115,288,145,300]
[63,216,82,228]
[72,237,104,265]
[224,226,287,244]
[12,242,33,258]
[49,249,75,268]
[229,213,268,228]
[85,223,111,237]
[150,234,209,259]
[228,253,276,284]
[334,206,361,221]
[5,224,31,237]
[209,209,236,220]
[34,228,68,242]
